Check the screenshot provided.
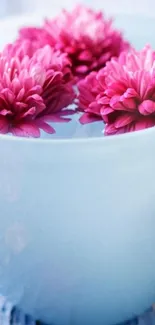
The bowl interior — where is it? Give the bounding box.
[0,13,155,140]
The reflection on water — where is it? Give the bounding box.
[41,111,104,140]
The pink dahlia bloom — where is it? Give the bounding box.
[19,5,129,77]
[0,44,75,137]
[99,45,155,135]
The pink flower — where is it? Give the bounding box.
[5,40,73,82]
[78,45,155,135]
[77,70,105,124]
[99,46,155,135]
[19,5,129,77]
[0,44,75,137]
[19,26,53,45]
[3,39,38,60]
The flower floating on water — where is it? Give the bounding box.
[0,43,75,137]
[100,45,155,135]
[2,7,155,138]
[78,46,155,135]
[19,5,129,78]
[77,70,105,124]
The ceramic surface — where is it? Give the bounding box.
[0,14,155,325]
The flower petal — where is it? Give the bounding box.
[43,114,71,123]
[120,96,137,110]
[101,107,114,116]
[0,116,9,134]
[123,88,139,99]
[12,122,40,137]
[139,100,155,115]
[79,112,102,124]
[35,119,55,134]
[114,113,135,128]
[110,96,124,110]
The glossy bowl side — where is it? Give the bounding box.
[0,127,155,325]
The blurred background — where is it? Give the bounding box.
[0,0,155,18]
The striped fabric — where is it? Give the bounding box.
[0,295,155,325]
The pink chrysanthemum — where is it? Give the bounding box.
[99,45,155,135]
[3,39,38,60]
[19,26,51,49]
[19,5,129,77]
[78,45,155,135]
[77,70,105,124]
[0,43,75,137]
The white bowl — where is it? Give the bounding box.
[0,13,155,325]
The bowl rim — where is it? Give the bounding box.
[1,12,155,145]
[0,125,154,146]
